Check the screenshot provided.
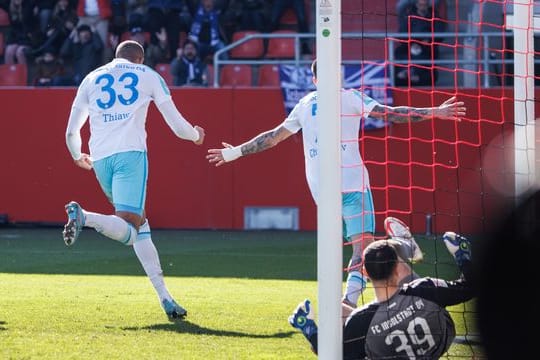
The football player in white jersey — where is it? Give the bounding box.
[64,40,205,321]
[207,59,466,308]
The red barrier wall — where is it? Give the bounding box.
[0,87,533,234]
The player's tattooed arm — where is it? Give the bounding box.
[368,97,465,123]
[240,125,293,155]
[207,125,294,166]
[369,104,434,123]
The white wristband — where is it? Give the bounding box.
[221,146,242,162]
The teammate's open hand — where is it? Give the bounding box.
[434,96,466,121]
[206,142,232,167]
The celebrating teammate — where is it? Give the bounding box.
[207,59,466,307]
[63,40,205,321]
[289,232,475,359]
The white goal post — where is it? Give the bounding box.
[316,0,343,359]
[512,0,537,200]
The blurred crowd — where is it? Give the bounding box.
[0,0,313,86]
[0,0,447,87]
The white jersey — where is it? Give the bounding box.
[71,58,172,161]
[282,89,379,203]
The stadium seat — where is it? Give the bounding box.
[279,8,298,26]
[276,0,313,30]
[0,8,9,26]
[230,31,264,59]
[219,64,252,87]
[0,64,28,86]
[0,32,4,57]
[154,63,173,86]
[257,64,280,87]
[266,30,296,59]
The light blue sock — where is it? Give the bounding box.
[133,220,173,302]
[344,271,367,306]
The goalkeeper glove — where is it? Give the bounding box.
[288,299,317,339]
[443,232,472,268]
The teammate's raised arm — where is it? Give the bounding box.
[369,96,466,123]
[206,124,293,167]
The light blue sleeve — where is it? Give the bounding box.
[150,69,172,105]
[350,89,379,115]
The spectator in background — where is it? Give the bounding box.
[394,0,445,87]
[396,0,443,25]
[188,0,227,62]
[60,24,104,84]
[4,0,36,64]
[170,39,207,86]
[35,0,56,34]
[186,0,229,13]
[126,0,147,29]
[76,0,111,60]
[108,26,169,68]
[109,0,128,37]
[29,0,78,58]
[222,0,269,39]
[33,46,72,86]
[143,0,192,62]
[269,0,310,55]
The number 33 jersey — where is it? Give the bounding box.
[344,276,474,359]
[72,58,172,161]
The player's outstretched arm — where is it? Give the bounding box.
[206,125,293,167]
[369,96,466,123]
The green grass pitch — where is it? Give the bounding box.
[0,227,482,359]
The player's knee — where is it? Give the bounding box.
[122,224,138,246]
[136,219,151,242]
[116,211,143,232]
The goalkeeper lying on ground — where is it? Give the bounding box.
[289,232,475,359]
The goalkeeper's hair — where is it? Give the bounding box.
[116,40,144,63]
[363,241,398,280]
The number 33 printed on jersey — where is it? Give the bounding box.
[95,72,139,109]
